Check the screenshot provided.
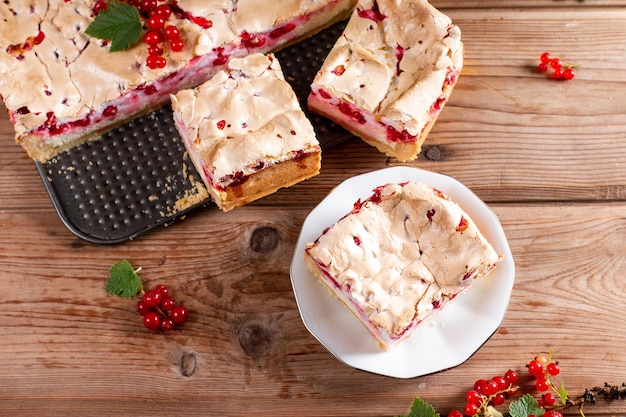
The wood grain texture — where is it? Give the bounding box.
[2,2,626,416]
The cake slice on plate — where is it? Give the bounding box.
[304,181,501,349]
[0,0,355,162]
[170,53,321,211]
[308,0,463,162]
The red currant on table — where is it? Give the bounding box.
[160,317,176,332]
[540,52,551,64]
[536,378,549,392]
[561,67,575,80]
[464,402,479,416]
[527,359,544,378]
[448,410,464,417]
[136,299,151,316]
[504,369,519,385]
[171,305,189,324]
[143,288,162,307]
[547,362,561,376]
[143,311,161,330]
[541,392,556,407]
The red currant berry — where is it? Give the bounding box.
[146,55,166,69]
[144,30,163,46]
[163,25,180,40]
[147,14,166,30]
[542,392,556,407]
[161,296,176,311]
[464,402,479,416]
[171,305,188,324]
[482,379,498,397]
[148,45,163,56]
[535,378,549,392]
[473,379,487,394]
[155,284,169,297]
[143,289,162,307]
[540,52,551,64]
[465,390,483,405]
[136,300,151,316]
[553,67,564,79]
[448,411,464,417]
[491,393,506,406]
[562,68,575,80]
[538,62,548,73]
[527,360,544,378]
[169,38,185,52]
[93,0,107,14]
[550,58,562,70]
[160,317,176,332]
[492,375,508,391]
[143,311,161,330]
[140,0,158,13]
[504,369,519,385]
[155,4,172,18]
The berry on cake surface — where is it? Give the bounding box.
[308,0,464,162]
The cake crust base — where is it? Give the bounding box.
[211,151,321,211]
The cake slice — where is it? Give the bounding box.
[170,53,321,211]
[308,0,463,162]
[0,0,356,162]
[304,181,501,349]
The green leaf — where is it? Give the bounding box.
[508,394,544,417]
[105,260,143,298]
[85,1,142,52]
[558,382,569,405]
[395,397,439,417]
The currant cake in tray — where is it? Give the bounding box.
[308,0,463,162]
[0,0,356,162]
[304,181,501,349]
[171,53,321,211]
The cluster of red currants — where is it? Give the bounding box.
[92,0,185,69]
[447,369,520,417]
[527,355,563,417]
[538,52,575,80]
[136,284,188,331]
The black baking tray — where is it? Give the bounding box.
[35,21,352,244]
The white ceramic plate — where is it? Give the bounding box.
[290,166,515,379]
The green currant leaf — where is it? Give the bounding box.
[558,382,568,404]
[508,394,544,417]
[105,260,143,298]
[395,397,439,417]
[85,1,142,52]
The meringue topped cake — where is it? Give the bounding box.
[308,0,463,162]
[304,181,501,349]
[171,53,321,211]
[0,0,355,162]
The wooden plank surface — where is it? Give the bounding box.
[1,1,626,416]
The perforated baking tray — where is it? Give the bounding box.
[35,21,351,244]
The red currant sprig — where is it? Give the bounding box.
[137,284,189,332]
[92,0,186,69]
[538,52,576,80]
[447,369,520,417]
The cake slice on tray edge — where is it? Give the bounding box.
[0,0,356,162]
[170,53,321,211]
[307,0,463,162]
[303,181,501,350]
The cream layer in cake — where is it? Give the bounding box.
[304,181,501,349]
[0,0,355,162]
[171,53,321,211]
[308,0,463,162]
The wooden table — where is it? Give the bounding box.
[1,1,625,416]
